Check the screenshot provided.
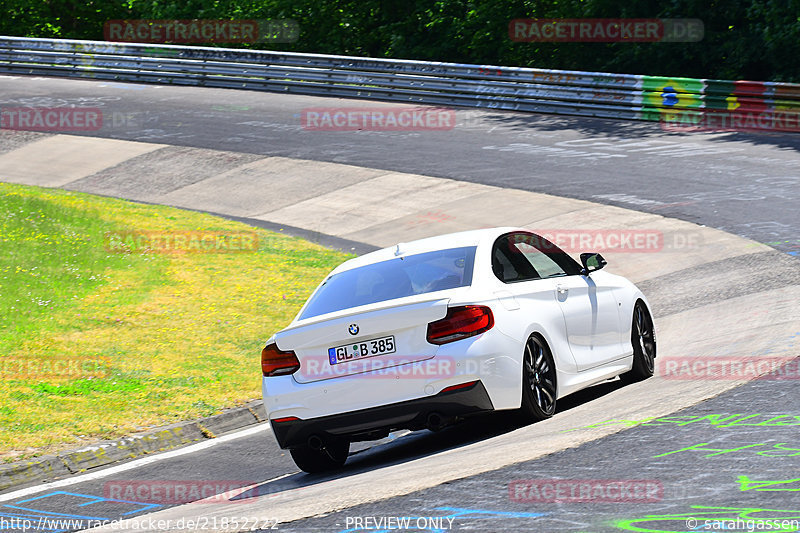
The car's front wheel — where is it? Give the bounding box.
[289,437,349,473]
[620,301,656,383]
[519,334,557,421]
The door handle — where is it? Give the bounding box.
[557,285,568,295]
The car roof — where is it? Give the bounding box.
[330,226,523,275]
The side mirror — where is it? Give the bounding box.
[580,253,607,275]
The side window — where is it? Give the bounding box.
[492,233,581,283]
[492,235,540,283]
[513,240,568,278]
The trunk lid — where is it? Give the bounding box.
[276,296,450,383]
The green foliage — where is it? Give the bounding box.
[0,186,169,346]
[0,0,797,81]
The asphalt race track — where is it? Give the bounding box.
[275,376,800,532]
[0,74,799,533]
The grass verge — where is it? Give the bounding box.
[0,182,351,462]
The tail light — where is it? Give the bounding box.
[426,305,494,345]
[442,380,478,393]
[270,416,300,423]
[261,343,300,377]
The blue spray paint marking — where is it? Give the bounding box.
[0,491,160,532]
[10,490,160,516]
[661,86,679,106]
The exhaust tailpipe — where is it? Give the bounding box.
[308,435,324,450]
[426,412,452,432]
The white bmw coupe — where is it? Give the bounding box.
[261,227,656,472]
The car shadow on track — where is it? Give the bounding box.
[233,378,629,501]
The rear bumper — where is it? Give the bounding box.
[270,380,494,449]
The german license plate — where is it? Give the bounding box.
[328,335,396,365]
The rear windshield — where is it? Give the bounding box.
[298,246,477,320]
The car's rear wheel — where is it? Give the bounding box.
[520,334,557,421]
[289,437,349,473]
[620,301,656,383]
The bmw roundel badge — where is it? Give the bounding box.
[348,324,359,336]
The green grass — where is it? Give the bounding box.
[0,182,352,461]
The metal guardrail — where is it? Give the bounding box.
[1,36,799,126]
